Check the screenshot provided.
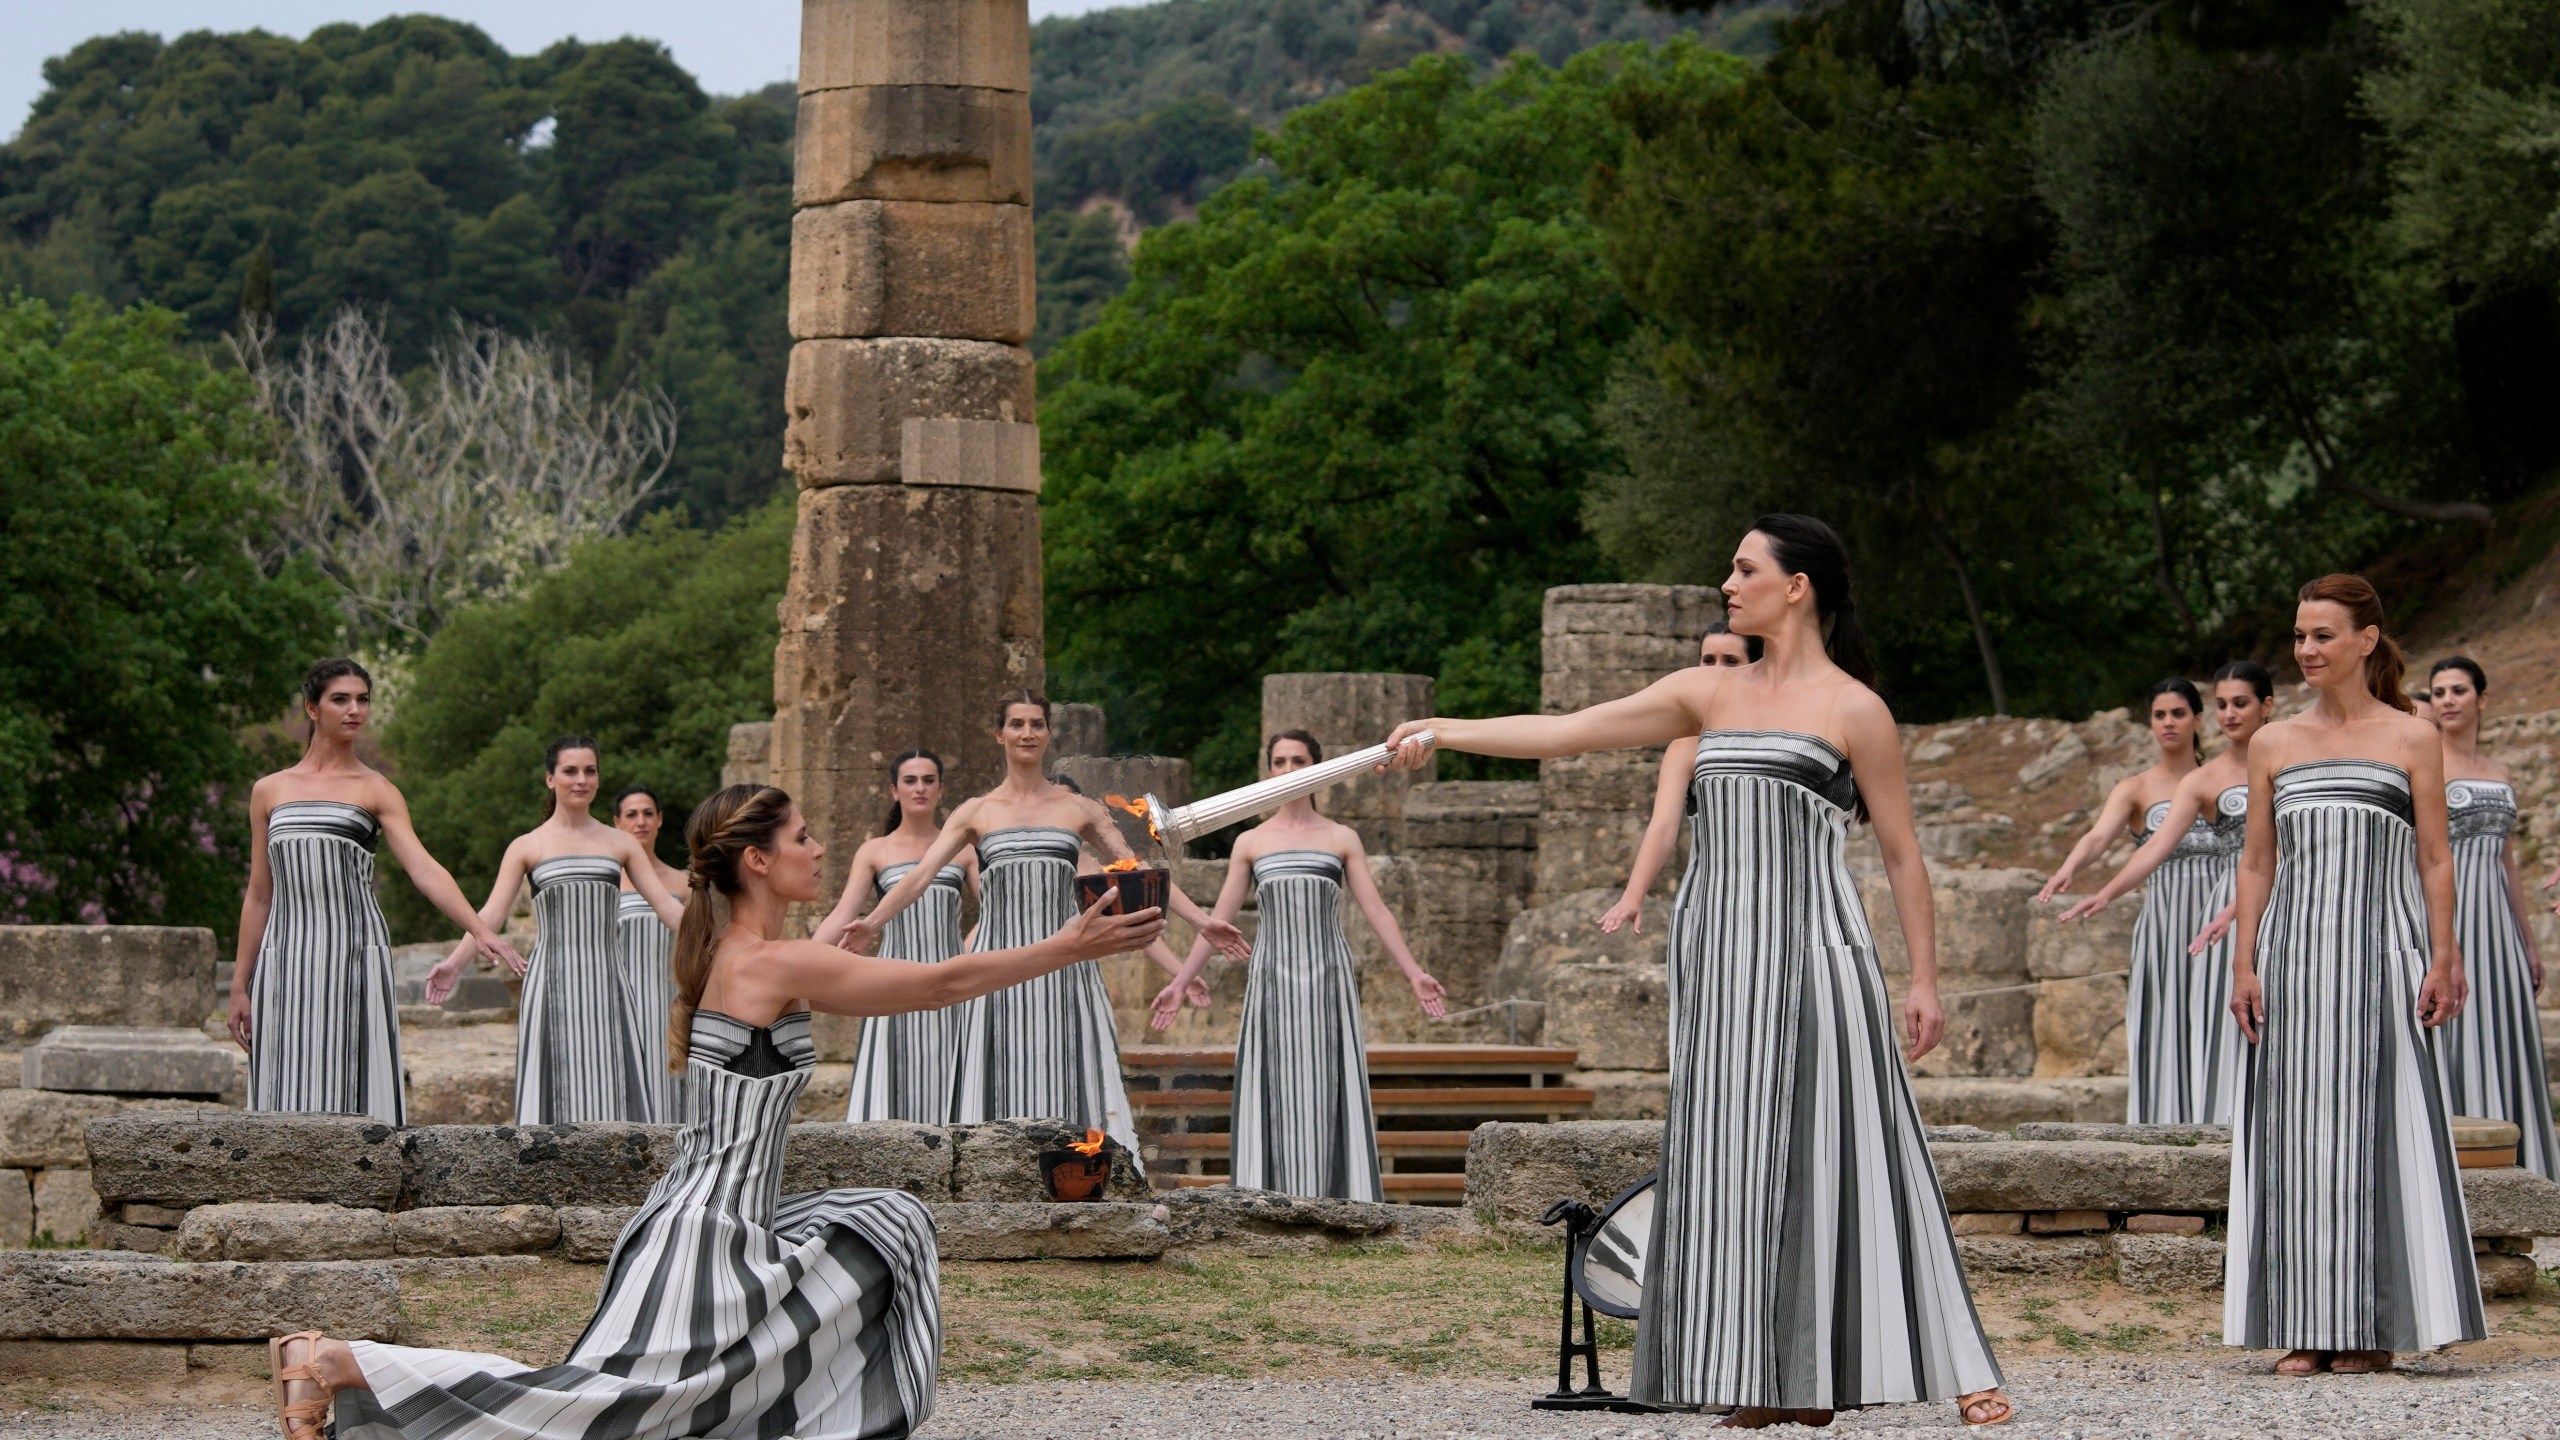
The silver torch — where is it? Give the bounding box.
[1140,731,1435,846]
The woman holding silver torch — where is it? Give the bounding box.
[1380,516,2010,1428]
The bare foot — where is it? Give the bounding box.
[2274,1349,2329,1375]
[1958,1388,2013,1426]
[2329,1350,2393,1374]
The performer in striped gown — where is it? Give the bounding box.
[264,783,1168,1440]
[828,693,1247,1155]
[1598,622,1757,938]
[815,749,979,1123]
[1148,730,1447,1201]
[2225,575,2483,1375]
[612,784,689,1123]
[1384,515,2011,1427]
[425,737,686,1124]
[2061,662,2276,1125]
[231,660,525,1125]
[2426,657,2554,1179]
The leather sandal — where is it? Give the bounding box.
[2274,1349,2330,1375]
[1958,1390,2014,1426]
[268,1331,334,1440]
[2329,1350,2393,1374]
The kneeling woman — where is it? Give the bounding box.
[264,783,1165,1440]
[1382,515,2007,1427]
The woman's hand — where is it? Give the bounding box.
[1148,979,1190,1031]
[2187,912,2234,955]
[2416,954,2467,1028]
[1409,970,1448,1018]
[1597,894,1644,935]
[1377,722,1439,772]
[839,916,883,956]
[2229,970,2264,1044]
[1902,982,1945,1062]
[475,929,527,977]
[1055,891,1165,964]
[1196,915,1250,962]
[2056,892,2109,923]
[2034,864,2077,905]
[423,953,467,1006]
[226,986,252,1050]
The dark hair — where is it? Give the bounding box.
[669,784,795,1068]
[2209,659,2276,703]
[1748,514,1874,688]
[2429,655,2487,697]
[993,689,1051,728]
[881,748,944,836]
[2296,574,2411,712]
[298,657,374,753]
[612,784,661,816]
[543,734,599,817]
[2143,677,2205,762]
[1701,618,1765,664]
[1266,728,1324,767]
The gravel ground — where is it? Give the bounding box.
[11,1355,2560,1439]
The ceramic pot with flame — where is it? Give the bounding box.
[1073,862,1169,917]
[1039,1129,1113,1201]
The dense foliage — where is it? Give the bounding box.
[0,297,334,928]
[379,499,791,938]
[1041,46,1743,786]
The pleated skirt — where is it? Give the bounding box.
[1230,862,1382,1201]
[2436,835,2558,1180]
[248,816,405,1125]
[2125,853,2239,1125]
[613,894,683,1125]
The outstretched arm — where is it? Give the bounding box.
[2227,748,2280,1044]
[1381,667,1719,766]
[1150,850,1253,1030]
[379,782,525,979]
[761,892,1164,1017]
[812,842,886,949]
[1081,799,1248,960]
[1603,738,1697,934]
[623,833,686,930]
[843,804,982,951]
[2057,780,2208,920]
[2037,778,2141,904]
[1342,830,1445,1017]
[425,840,531,1003]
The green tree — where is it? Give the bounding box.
[381,498,791,936]
[0,296,334,928]
[1041,46,1741,785]
[1031,209,1131,357]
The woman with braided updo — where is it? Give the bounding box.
[261,783,1166,1440]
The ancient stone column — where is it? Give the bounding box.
[775,0,1043,895]
[1259,673,1436,853]
[1535,584,1724,897]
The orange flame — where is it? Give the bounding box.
[1102,856,1142,873]
[1102,793,1165,844]
[1069,1128,1106,1156]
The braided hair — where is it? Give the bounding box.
[666,783,795,1070]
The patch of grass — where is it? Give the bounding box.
[2103,1323,2161,1352]
[1122,1338,1206,1366]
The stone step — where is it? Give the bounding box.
[0,1253,398,1341]
[23,1026,237,1099]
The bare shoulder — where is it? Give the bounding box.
[1326,816,1366,854]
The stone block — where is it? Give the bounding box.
[794,1062,853,1121]
[0,1089,126,1168]
[780,1122,955,1199]
[0,927,216,1040]
[1464,1120,1663,1230]
[2462,1167,2560,1237]
[391,1205,560,1257]
[1911,1076,2127,1130]
[170,1202,392,1261]
[2027,1208,2109,1234]
[0,1168,28,1247]
[1906,986,2037,1080]
[1934,1142,2231,1213]
[23,1026,234,1097]
[402,1049,514,1126]
[1532,811,1650,898]
[1408,849,1533,925]
[400,1124,679,1208]
[902,416,1041,493]
[949,1120,1148,1203]
[2014,1123,2228,1146]
[800,0,1032,93]
[2114,1233,2224,1293]
[783,337,1034,487]
[1541,584,1727,643]
[1536,747,1663,812]
[1540,630,1701,679]
[1862,868,2040,983]
[89,1222,170,1254]
[0,1255,400,1341]
[724,721,775,789]
[2123,1212,2207,1235]
[121,1202,188,1227]
[1572,1070,1671,1121]
[32,1168,98,1243]
[88,1113,401,1210]
[1401,781,1540,851]
[797,85,1032,206]
[933,1201,1170,1259]
[2032,974,2127,1079]
[1948,1211,2022,1236]
[1052,704,1107,758]
[1154,1186,1472,1256]
[2027,898,2138,980]
[770,480,1043,878]
[2478,1251,2538,1298]
[557,1206,638,1263]
[1544,964,1668,1072]
[809,1012,864,1065]
[791,200,1033,344]
[1955,1235,2112,1280]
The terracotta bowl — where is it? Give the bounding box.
[1073,867,1169,917]
[1039,1148,1112,1202]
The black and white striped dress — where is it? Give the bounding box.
[1632,731,2000,1412]
[2224,759,2484,1353]
[516,856,652,1124]
[2437,779,2556,1180]
[247,800,405,1125]
[1230,849,1383,1202]
[337,1010,939,1439]
[2126,799,2227,1124]
[848,862,967,1124]
[614,891,682,1125]
[946,828,1138,1158]
[2184,784,2251,1126]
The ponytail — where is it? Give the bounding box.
[667,783,794,1070]
[1748,513,1874,819]
[2295,574,2411,714]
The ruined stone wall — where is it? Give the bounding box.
[1535,584,1725,897]
[772,0,1045,905]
